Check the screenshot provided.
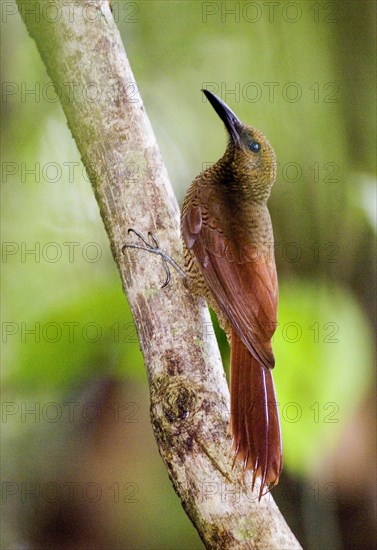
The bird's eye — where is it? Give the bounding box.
[248,141,261,153]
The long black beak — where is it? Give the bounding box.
[202,89,241,144]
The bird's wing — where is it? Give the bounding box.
[181,198,277,369]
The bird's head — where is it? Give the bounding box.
[202,89,277,202]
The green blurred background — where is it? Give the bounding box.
[1,1,376,548]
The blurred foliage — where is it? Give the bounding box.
[1,1,376,549]
[5,283,144,393]
[274,280,373,475]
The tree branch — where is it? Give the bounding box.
[16,1,301,548]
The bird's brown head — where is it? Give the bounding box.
[202,89,277,202]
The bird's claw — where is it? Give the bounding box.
[122,229,184,289]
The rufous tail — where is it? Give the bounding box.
[230,329,282,499]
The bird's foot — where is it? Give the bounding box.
[122,229,185,288]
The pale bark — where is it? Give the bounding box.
[16,1,302,548]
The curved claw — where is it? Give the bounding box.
[122,228,186,288]
[127,228,151,248]
[148,231,160,248]
[160,256,172,289]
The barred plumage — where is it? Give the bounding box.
[180,90,282,499]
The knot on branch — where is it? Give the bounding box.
[151,374,198,429]
[150,348,200,428]
[163,382,195,423]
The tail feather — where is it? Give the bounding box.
[230,329,282,499]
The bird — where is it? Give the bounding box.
[180,90,282,498]
[122,89,282,499]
